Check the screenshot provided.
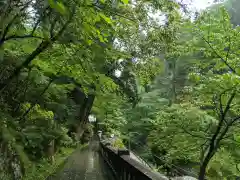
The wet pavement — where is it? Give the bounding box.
[47,140,114,180]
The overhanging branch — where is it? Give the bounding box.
[0,0,31,41]
[201,36,236,74]
[4,34,44,41]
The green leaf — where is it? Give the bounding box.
[48,0,67,15]
[97,30,105,42]
[99,13,112,24]
[121,0,128,4]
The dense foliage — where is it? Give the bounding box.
[1,0,240,179]
[94,1,240,180]
[0,0,138,178]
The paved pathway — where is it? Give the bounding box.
[47,140,113,180]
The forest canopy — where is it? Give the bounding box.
[0,0,240,180]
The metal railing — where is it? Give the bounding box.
[99,141,168,180]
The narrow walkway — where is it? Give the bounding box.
[47,140,113,180]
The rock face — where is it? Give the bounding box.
[171,176,197,180]
[0,155,23,180]
[11,159,23,180]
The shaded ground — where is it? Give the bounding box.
[47,140,114,180]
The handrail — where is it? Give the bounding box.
[99,141,168,180]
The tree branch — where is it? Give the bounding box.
[2,6,50,43]
[212,91,237,150]
[0,1,31,43]
[50,16,59,38]
[0,6,77,93]
[4,34,44,41]
[200,140,209,163]
[218,92,224,118]
[201,36,237,74]
[0,0,13,23]
[230,115,240,125]
[214,88,237,122]
[222,90,236,118]
[212,95,221,117]
[89,3,136,22]
[31,6,50,35]
[236,164,240,173]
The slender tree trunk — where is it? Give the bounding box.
[75,98,89,141]
[171,59,177,103]
[75,94,95,141]
[198,154,211,180]
[47,140,55,164]
[198,133,218,180]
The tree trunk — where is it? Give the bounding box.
[76,123,86,141]
[172,60,177,103]
[198,161,208,180]
[198,151,213,180]
[47,140,55,164]
[74,93,95,141]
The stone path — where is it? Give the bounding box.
[47,141,113,180]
